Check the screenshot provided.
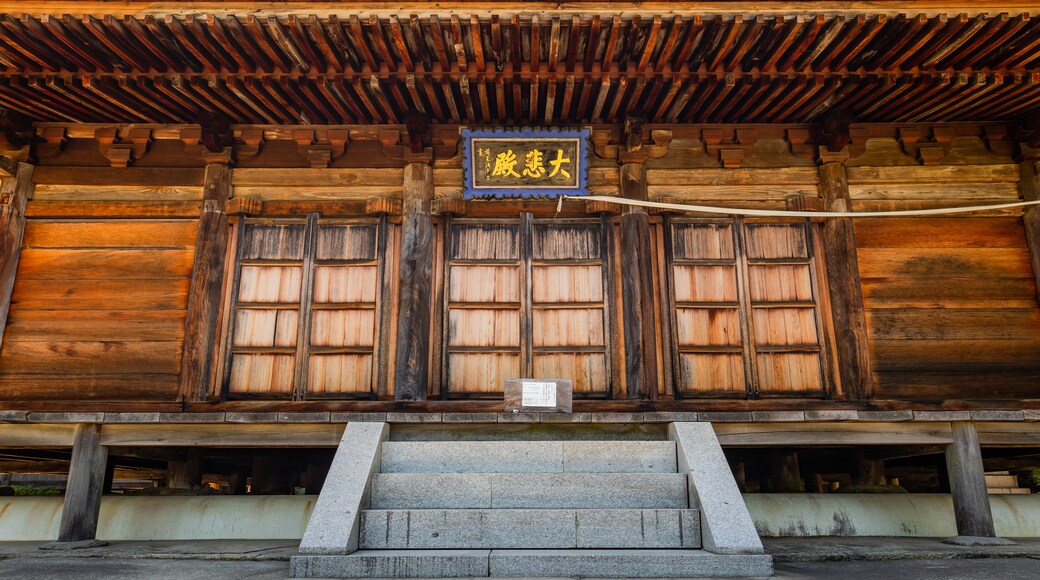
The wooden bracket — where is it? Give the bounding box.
[585,199,622,215]
[818,109,853,153]
[226,197,263,216]
[34,127,66,160]
[617,129,673,164]
[294,128,349,168]
[405,113,430,154]
[234,128,264,163]
[95,127,152,168]
[431,198,467,215]
[365,196,403,215]
[787,128,817,161]
[183,113,233,164]
[624,116,645,153]
[817,146,850,165]
[786,194,826,213]
[0,109,30,151]
[380,128,433,164]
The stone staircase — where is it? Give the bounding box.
[291,423,772,577]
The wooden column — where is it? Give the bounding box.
[1018,160,1040,301]
[619,162,658,399]
[817,150,873,398]
[167,448,204,490]
[394,162,434,401]
[56,424,109,545]
[946,422,997,538]
[179,163,232,401]
[0,160,33,351]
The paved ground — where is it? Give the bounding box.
[0,538,1038,578]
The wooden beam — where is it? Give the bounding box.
[99,423,345,447]
[0,423,76,447]
[817,150,873,399]
[394,162,434,401]
[619,162,659,399]
[0,161,32,355]
[178,163,231,402]
[713,422,955,446]
[57,424,109,544]
[946,422,998,538]
[1018,159,1040,304]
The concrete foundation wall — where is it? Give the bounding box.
[746,494,1040,538]
[0,496,315,541]
[3,493,1038,542]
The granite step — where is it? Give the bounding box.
[359,508,701,549]
[290,549,773,578]
[369,472,689,509]
[379,440,677,473]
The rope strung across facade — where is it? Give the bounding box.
[557,195,1040,218]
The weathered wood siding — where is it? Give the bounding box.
[857,217,1040,399]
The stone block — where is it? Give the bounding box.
[698,412,752,422]
[856,410,913,421]
[969,411,1024,421]
[587,412,644,423]
[370,473,493,509]
[158,412,226,423]
[670,422,763,555]
[386,412,442,423]
[489,549,773,578]
[576,509,701,548]
[643,412,699,422]
[361,509,575,549]
[298,422,388,555]
[291,550,491,578]
[330,413,387,423]
[27,412,104,423]
[380,441,564,473]
[1024,409,1040,421]
[0,410,28,422]
[225,412,279,423]
[441,412,497,423]
[278,412,331,423]
[497,412,541,423]
[540,413,592,422]
[563,441,677,473]
[803,410,858,421]
[102,413,160,423]
[488,473,687,509]
[752,411,804,422]
[915,411,971,421]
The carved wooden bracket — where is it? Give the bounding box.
[34,127,67,160]
[817,146,850,165]
[226,197,263,216]
[584,199,622,215]
[432,198,467,215]
[182,112,234,164]
[365,196,403,215]
[594,124,673,164]
[787,129,816,161]
[294,128,349,168]
[786,194,826,212]
[234,128,265,163]
[95,127,152,167]
[703,128,755,168]
[818,109,853,153]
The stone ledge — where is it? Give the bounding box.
[0,410,28,422]
[914,411,972,422]
[159,413,227,423]
[26,412,104,423]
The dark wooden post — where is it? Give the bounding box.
[945,422,1004,541]
[394,162,434,401]
[0,160,33,351]
[49,424,109,547]
[618,162,659,399]
[817,149,873,399]
[1018,160,1040,301]
[179,163,232,401]
[167,448,204,490]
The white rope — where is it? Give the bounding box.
[556,195,1040,218]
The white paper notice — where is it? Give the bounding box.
[521,381,557,408]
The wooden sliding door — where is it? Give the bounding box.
[441,214,615,397]
[664,218,829,398]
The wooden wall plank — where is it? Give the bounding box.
[861,276,1038,309]
[22,220,198,248]
[647,184,819,200]
[854,217,1027,248]
[15,248,196,279]
[848,183,1020,200]
[648,167,820,185]
[32,166,205,186]
[10,278,190,310]
[232,167,404,187]
[4,309,186,342]
[32,184,204,201]
[866,309,1040,340]
[0,162,33,356]
[232,185,404,200]
[847,164,1019,184]
[24,201,202,218]
[857,248,1034,278]
[0,341,183,374]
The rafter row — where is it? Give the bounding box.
[2,71,1038,125]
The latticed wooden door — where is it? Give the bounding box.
[440,214,616,397]
[220,214,390,399]
[664,218,830,398]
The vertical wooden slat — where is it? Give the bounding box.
[292,212,319,400]
[179,163,230,401]
[733,220,759,396]
[0,161,32,354]
[818,152,874,399]
[394,162,434,401]
[1018,159,1040,304]
[619,163,658,399]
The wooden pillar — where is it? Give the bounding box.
[618,162,658,399]
[946,422,997,538]
[179,163,232,401]
[817,150,873,398]
[768,450,805,492]
[852,449,887,486]
[167,448,204,490]
[0,160,33,351]
[56,424,109,545]
[1018,160,1040,301]
[394,162,434,401]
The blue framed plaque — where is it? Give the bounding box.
[461,127,590,199]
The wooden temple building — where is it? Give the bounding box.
[1,1,1040,576]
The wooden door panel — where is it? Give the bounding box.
[532,265,603,302]
[677,353,745,392]
[228,354,295,394]
[239,224,306,260]
[756,352,824,392]
[673,265,738,303]
[312,265,377,303]
[449,266,520,302]
[310,310,375,348]
[447,353,520,392]
[747,265,813,302]
[307,354,373,394]
[238,266,303,303]
[534,353,607,393]
[232,309,299,348]
[447,309,521,347]
[675,308,742,346]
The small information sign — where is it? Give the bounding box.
[461,127,590,199]
[504,378,573,413]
